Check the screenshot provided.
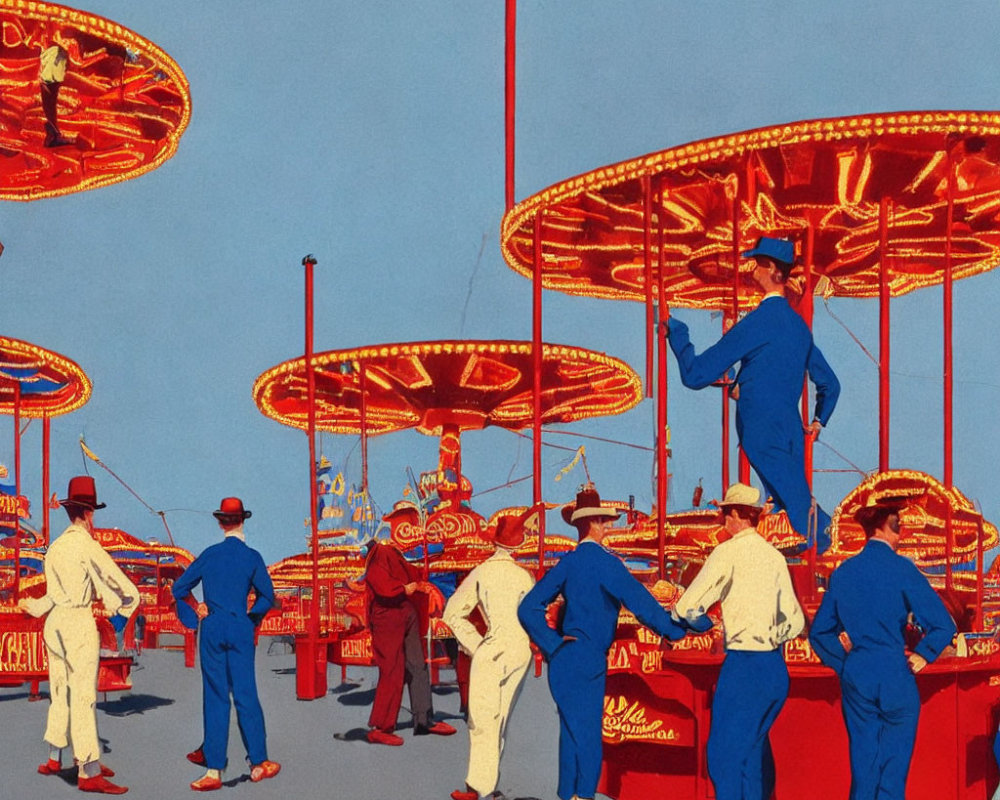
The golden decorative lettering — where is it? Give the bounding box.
[602,695,680,745]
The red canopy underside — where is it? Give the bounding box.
[502,111,1000,311]
[253,340,642,436]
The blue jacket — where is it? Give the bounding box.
[809,540,956,674]
[517,540,686,660]
[173,536,275,630]
[668,295,840,429]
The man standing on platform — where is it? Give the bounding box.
[20,475,139,795]
[518,485,689,800]
[667,236,840,552]
[674,483,804,800]
[173,497,281,791]
[363,531,457,745]
[809,497,956,800]
[444,508,536,800]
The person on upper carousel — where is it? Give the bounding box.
[809,495,956,800]
[517,484,689,800]
[667,235,840,553]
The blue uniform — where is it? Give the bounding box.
[173,536,275,770]
[668,296,840,551]
[518,540,687,800]
[809,540,956,800]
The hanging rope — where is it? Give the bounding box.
[79,438,176,545]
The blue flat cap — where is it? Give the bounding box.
[741,236,795,266]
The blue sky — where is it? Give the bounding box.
[5,1,1000,566]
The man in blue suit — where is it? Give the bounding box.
[518,485,689,800]
[809,497,956,800]
[667,236,840,552]
[173,497,281,791]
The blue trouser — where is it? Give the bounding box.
[548,641,606,800]
[200,613,268,769]
[840,651,919,800]
[738,408,831,553]
[707,649,789,800]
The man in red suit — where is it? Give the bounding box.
[364,535,457,745]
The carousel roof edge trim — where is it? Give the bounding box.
[251,338,643,432]
[499,109,1000,286]
[0,334,92,416]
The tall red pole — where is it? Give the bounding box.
[656,308,668,580]
[656,177,668,580]
[42,416,50,548]
[643,175,654,398]
[799,224,816,489]
[297,253,325,700]
[359,365,369,498]
[13,380,21,603]
[533,213,545,577]
[878,198,891,472]
[735,168,750,486]
[504,0,516,211]
[944,153,956,590]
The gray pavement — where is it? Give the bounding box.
[0,646,563,800]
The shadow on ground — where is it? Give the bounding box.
[99,694,175,716]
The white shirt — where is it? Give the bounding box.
[23,524,140,619]
[443,548,535,655]
[675,527,804,651]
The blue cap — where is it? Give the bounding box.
[741,236,795,266]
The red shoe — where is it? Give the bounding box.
[186,747,206,766]
[414,721,457,736]
[366,729,404,746]
[71,761,115,777]
[250,760,280,782]
[38,759,62,775]
[77,774,128,794]
[451,791,478,800]
[189,774,222,792]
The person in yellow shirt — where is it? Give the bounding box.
[21,476,139,795]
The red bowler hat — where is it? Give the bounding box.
[59,475,106,510]
[213,497,252,522]
[561,484,620,525]
[484,504,542,549]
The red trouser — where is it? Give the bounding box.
[368,601,432,732]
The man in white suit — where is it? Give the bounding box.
[21,476,139,794]
[444,508,537,800]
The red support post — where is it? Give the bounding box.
[878,198,891,473]
[656,176,669,580]
[643,178,656,398]
[504,0,517,212]
[533,213,546,577]
[360,366,369,499]
[13,380,21,603]
[297,254,326,700]
[656,306,668,580]
[42,415,50,548]
[944,154,956,590]
[799,225,815,492]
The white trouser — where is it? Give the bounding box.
[465,638,532,796]
[43,606,101,764]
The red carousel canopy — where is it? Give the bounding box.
[253,340,642,436]
[0,0,190,200]
[825,469,999,568]
[0,335,90,416]
[501,111,1000,311]
[268,546,366,589]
